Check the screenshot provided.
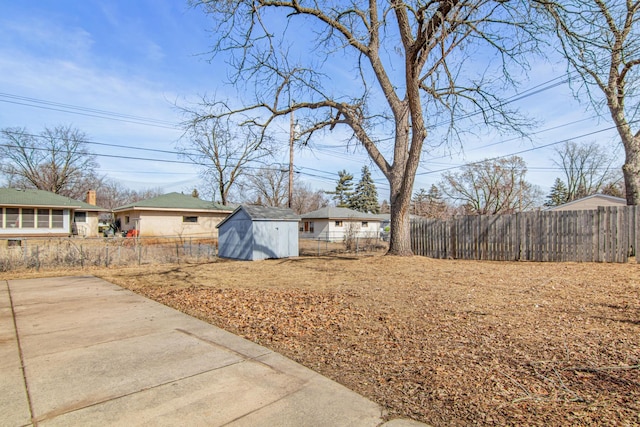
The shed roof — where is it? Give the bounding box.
[301,206,382,221]
[0,188,106,211]
[216,205,300,228]
[113,192,233,212]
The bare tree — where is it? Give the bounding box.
[189,1,540,255]
[290,181,329,215]
[0,126,102,199]
[439,156,542,215]
[413,185,451,218]
[551,140,619,201]
[95,179,163,210]
[178,115,274,205]
[536,0,640,205]
[247,166,289,207]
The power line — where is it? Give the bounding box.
[416,122,629,176]
[0,92,180,130]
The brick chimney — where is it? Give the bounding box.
[86,190,97,205]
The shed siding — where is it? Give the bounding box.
[252,221,299,260]
[218,210,254,260]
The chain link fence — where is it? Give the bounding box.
[0,235,389,273]
[0,237,218,272]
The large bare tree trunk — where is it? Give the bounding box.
[621,133,640,205]
[610,101,640,205]
[389,192,413,256]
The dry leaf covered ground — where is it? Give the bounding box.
[6,254,639,426]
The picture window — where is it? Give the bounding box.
[38,209,50,228]
[52,210,63,228]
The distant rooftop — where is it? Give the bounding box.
[217,205,300,229]
[0,188,106,211]
[113,192,233,212]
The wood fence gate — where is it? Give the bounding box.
[410,206,639,263]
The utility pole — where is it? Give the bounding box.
[288,108,294,209]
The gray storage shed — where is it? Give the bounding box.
[216,205,300,261]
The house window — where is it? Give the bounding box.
[74,211,87,223]
[335,220,343,227]
[21,209,35,228]
[37,209,50,228]
[361,221,368,227]
[0,208,4,228]
[303,221,314,233]
[6,208,19,228]
[183,216,198,223]
[125,216,130,224]
[52,210,63,228]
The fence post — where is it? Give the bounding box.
[35,246,40,271]
[80,244,84,268]
[105,246,109,268]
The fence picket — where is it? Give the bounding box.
[411,206,638,264]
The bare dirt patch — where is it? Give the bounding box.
[6,255,639,426]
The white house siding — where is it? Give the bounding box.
[300,219,381,242]
[299,220,329,240]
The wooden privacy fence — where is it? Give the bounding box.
[411,206,639,263]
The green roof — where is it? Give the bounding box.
[113,192,233,212]
[0,188,105,211]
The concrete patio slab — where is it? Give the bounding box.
[2,276,428,427]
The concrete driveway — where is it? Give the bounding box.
[1,276,426,427]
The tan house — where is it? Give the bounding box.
[548,193,627,211]
[112,192,234,238]
[0,188,105,238]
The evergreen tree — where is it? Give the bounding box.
[351,166,380,213]
[326,170,354,207]
[545,178,569,207]
[412,188,429,216]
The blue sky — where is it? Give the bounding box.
[0,1,623,203]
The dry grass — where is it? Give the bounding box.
[3,255,639,426]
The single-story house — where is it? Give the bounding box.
[299,206,383,242]
[112,192,234,238]
[0,188,105,238]
[548,194,627,211]
[217,205,300,261]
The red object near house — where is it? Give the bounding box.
[126,229,139,238]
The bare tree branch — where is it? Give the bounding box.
[188,0,541,254]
